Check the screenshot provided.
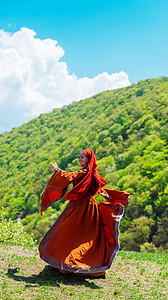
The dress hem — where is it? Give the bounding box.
[39,201,122,274]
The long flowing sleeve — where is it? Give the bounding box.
[41,169,87,215]
[100,187,130,207]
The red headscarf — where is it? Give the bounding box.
[65,148,107,201]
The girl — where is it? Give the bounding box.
[39,148,129,277]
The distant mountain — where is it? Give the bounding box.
[0,76,168,251]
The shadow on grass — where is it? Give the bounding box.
[7,266,102,289]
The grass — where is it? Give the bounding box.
[0,244,167,299]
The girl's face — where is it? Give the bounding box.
[78,151,89,168]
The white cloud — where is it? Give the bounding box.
[0,27,131,133]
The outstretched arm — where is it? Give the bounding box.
[41,166,88,215]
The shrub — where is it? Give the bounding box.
[0,218,35,246]
[140,242,157,253]
[120,216,155,251]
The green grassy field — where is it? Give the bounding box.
[0,244,167,299]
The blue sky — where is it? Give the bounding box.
[0,0,168,133]
[1,0,168,83]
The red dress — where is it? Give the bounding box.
[39,168,129,275]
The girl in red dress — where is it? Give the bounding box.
[39,148,129,277]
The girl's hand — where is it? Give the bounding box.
[49,162,58,172]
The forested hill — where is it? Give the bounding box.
[0,76,168,252]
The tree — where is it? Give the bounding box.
[120,216,155,251]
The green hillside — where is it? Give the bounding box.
[0,76,168,251]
